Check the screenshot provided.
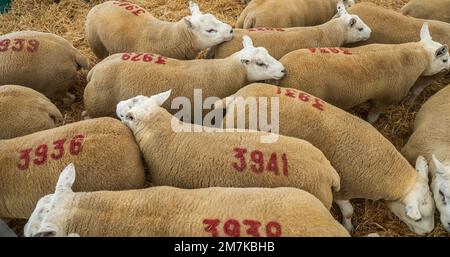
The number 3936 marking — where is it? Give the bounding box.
[17,134,85,171]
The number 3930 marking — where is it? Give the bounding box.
[203,218,282,237]
[17,134,85,171]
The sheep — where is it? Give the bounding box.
[236,0,355,29]
[208,2,371,60]
[215,83,436,235]
[84,36,286,119]
[401,0,450,23]
[0,31,89,106]
[115,90,341,210]
[0,85,62,139]
[347,2,450,47]
[0,117,145,219]
[402,84,450,232]
[24,164,350,237]
[278,23,450,123]
[85,1,233,60]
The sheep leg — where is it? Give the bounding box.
[62,93,76,107]
[405,77,433,105]
[367,102,387,124]
[336,200,354,233]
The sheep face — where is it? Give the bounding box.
[183,1,233,50]
[336,2,371,43]
[420,23,449,76]
[117,91,172,130]
[238,36,286,82]
[431,155,450,232]
[386,156,435,235]
[24,163,77,237]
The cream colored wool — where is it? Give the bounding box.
[401,0,450,23]
[0,118,145,219]
[85,1,232,60]
[278,43,432,110]
[217,83,418,202]
[347,2,450,46]
[27,184,350,237]
[402,84,450,165]
[209,19,347,59]
[0,85,62,139]
[0,31,88,102]
[127,106,340,209]
[236,0,353,28]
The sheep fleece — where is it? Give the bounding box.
[220,83,418,200]
[0,85,62,139]
[347,2,450,47]
[0,31,88,99]
[236,0,341,28]
[278,43,429,109]
[0,118,145,218]
[84,53,248,118]
[54,187,350,236]
[133,108,340,209]
[211,19,346,59]
[401,0,450,23]
[402,84,450,165]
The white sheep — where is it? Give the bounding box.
[236,0,355,28]
[401,0,450,23]
[25,163,350,237]
[84,36,286,118]
[115,90,341,210]
[0,117,146,219]
[208,2,371,59]
[86,1,233,60]
[216,83,436,235]
[278,23,449,123]
[0,31,89,105]
[402,84,450,232]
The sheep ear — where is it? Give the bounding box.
[184,17,194,29]
[420,22,432,42]
[405,202,422,221]
[189,1,202,16]
[55,163,76,194]
[435,45,448,58]
[415,155,429,181]
[337,1,347,17]
[151,90,172,106]
[242,35,254,49]
[432,154,447,176]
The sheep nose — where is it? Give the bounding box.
[230,29,234,34]
[281,69,286,74]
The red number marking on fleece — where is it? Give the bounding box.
[203,219,282,237]
[232,148,288,176]
[0,38,40,53]
[17,134,85,171]
[113,1,146,16]
[275,87,325,112]
[308,47,352,55]
[121,53,167,64]
[247,27,285,32]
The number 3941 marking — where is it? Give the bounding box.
[17,134,85,171]
[232,147,288,176]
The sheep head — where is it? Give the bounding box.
[386,156,435,235]
[336,1,371,44]
[237,36,286,82]
[420,22,449,76]
[183,1,233,50]
[24,163,77,237]
[431,154,450,232]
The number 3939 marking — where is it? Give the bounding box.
[17,134,85,171]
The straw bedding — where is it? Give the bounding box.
[0,0,449,237]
